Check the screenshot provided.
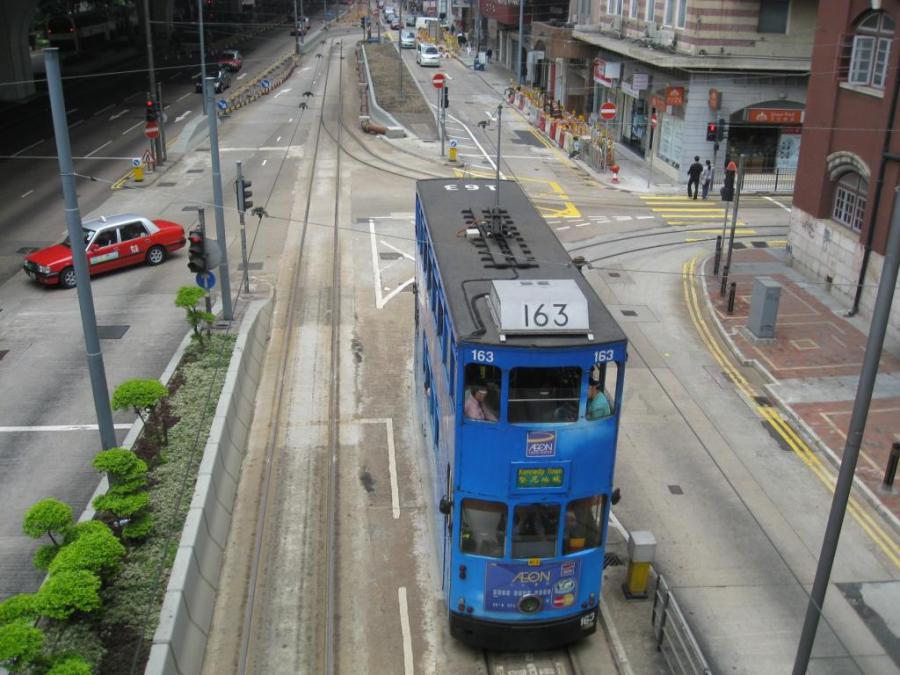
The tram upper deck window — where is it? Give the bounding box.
[563,495,604,554]
[464,363,501,422]
[587,363,617,420]
[512,503,560,559]
[508,367,581,423]
[460,499,507,557]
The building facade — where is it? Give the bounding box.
[790,0,900,328]
[526,0,818,181]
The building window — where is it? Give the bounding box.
[832,172,868,231]
[607,0,623,15]
[630,0,639,19]
[663,0,685,28]
[646,0,656,22]
[658,115,683,168]
[758,0,790,34]
[579,0,590,23]
[849,12,894,90]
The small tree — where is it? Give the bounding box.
[35,570,101,620]
[176,285,214,344]
[0,620,44,673]
[92,492,152,541]
[48,524,125,578]
[111,380,170,448]
[22,499,72,546]
[48,655,93,675]
[92,448,148,495]
[0,594,37,624]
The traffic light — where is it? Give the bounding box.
[145,95,157,123]
[706,122,717,142]
[717,118,725,142]
[236,178,253,212]
[442,85,449,109]
[188,229,207,273]
[720,162,737,202]
[361,17,365,28]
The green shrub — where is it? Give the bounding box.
[0,594,37,624]
[41,621,105,672]
[122,512,154,540]
[63,520,109,545]
[93,492,150,520]
[49,524,125,578]
[175,286,214,344]
[92,448,148,494]
[111,379,168,424]
[33,543,59,571]
[23,499,73,546]
[0,619,44,671]
[36,571,102,620]
[47,654,93,675]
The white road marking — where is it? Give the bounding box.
[0,424,133,432]
[556,226,570,231]
[20,189,34,198]
[289,117,294,123]
[167,72,180,81]
[276,136,282,143]
[637,215,656,220]
[445,110,498,172]
[381,240,415,261]
[237,72,248,80]
[66,108,79,115]
[575,222,589,227]
[109,109,129,121]
[369,219,414,309]
[301,66,311,71]
[93,104,114,116]
[85,140,112,158]
[123,91,142,101]
[68,119,83,129]
[122,120,143,135]
[261,159,267,166]
[176,91,192,103]
[764,195,792,213]
[273,88,291,99]
[360,418,401,519]
[398,587,414,675]
[614,215,633,221]
[175,110,192,123]
[12,139,43,156]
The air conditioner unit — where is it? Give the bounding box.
[654,28,675,47]
[610,15,623,31]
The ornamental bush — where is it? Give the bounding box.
[93,492,150,520]
[0,620,44,672]
[22,499,73,546]
[175,285,214,344]
[35,570,101,620]
[111,380,169,425]
[33,543,59,571]
[47,654,93,675]
[48,524,125,578]
[0,594,37,624]
[92,448,148,495]
[63,520,109,545]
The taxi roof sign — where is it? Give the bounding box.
[490,279,589,335]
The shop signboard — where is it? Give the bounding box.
[650,94,666,110]
[632,73,649,90]
[621,80,639,98]
[665,86,685,106]
[708,88,721,110]
[593,58,620,87]
[747,108,804,124]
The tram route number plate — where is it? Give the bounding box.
[490,279,589,334]
[516,466,564,488]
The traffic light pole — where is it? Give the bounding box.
[722,154,745,287]
[236,160,250,294]
[156,81,167,164]
[142,0,163,164]
[205,79,233,321]
[44,48,117,452]
[196,209,213,326]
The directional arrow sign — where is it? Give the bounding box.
[217,99,228,111]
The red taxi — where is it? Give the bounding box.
[23,214,186,288]
[217,49,243,72]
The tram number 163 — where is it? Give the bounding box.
[523,303,569,328]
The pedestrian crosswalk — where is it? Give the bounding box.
[639,195,745,227]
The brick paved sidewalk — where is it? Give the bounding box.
[703,246,900,525]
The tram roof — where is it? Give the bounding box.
[416,178,627,348]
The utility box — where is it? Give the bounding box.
[624,530,656,599]
[748,277,781,339]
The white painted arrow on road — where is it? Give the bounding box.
[273,88,292,99]
[175,110,193,123]
[108,109,129,121]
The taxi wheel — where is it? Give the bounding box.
[59,267,77,289]
[146,246,166,266]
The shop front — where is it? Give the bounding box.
[650,87,686,170]
[727,103,804,171]
[619,73,650,156]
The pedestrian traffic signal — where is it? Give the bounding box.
[442,86,449,109]
[145,95,157,123]
[188,229,207,273]
[236,178,253,212]
[720,164,736,202]
[706,122,718,142]
[360,17,365,28]
[717,118,725,142]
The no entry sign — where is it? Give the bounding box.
[432,73,446,89]
[599,102,617,121]
[144,121,160,139]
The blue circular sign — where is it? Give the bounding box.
[217,99,228,110]
[196,271,216,290]
[260,79,271,89]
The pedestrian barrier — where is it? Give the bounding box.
[221,52,298,115]
[711,167,796,194]
[651,575,712,675]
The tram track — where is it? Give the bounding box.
[236,36,346,675]
[484,647,580,675]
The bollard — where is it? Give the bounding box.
[720,265,729,296]
[884,441,900,490]
[610,163,620,183]
[623,531,655,599]
[133,165,144,183]
[727,282,737,314]
[713,235,722,276]
[449,145,458,162]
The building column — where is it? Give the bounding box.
[0,0,39,102]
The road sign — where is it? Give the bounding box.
[217,99,227,111]
[144,121,160,139]
[432,73,446,89]
[131,157,141,168]
[260,78,271,89]
[650,113,658,129]
[599,102,616,121]
[449,139,458,148]
[196,271,216,290]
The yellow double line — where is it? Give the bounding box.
[682,256,900,568]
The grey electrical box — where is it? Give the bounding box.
[748,277,781,339]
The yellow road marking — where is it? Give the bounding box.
[682,257,900,567]
[537,202,581,218]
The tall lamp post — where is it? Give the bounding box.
[516,0,525,84]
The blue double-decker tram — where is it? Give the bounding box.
[413,178,628,650]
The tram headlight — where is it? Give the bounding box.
[517,594,542,614]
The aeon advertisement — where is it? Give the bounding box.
[484,560,581,612]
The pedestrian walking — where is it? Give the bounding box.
[486,47,492,63]
[701,159,713,199]
[687,155,703,199]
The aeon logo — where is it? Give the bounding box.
[526,431,556,457]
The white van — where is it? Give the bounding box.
[415,16,439,32]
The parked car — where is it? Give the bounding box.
[217,48,242,71]
[416,43,440,67]
[400,30,416,48]
[390,16,401,29]
[195,65,231,93]
[23,215,186,289]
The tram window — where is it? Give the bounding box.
[448,341,456,397]
[586,363,617,420]
[460,499,507,557]
[563,495,604,554]
[511,503,560,559]
[508,367,581,423]
[463,363,501,422]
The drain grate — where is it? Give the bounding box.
[186,168,204,174]
[621,309,637,317]
[379,251,403,260]
[238,262,263,270]
[158,182,177,187]
[668,484,684,495]
[97,325,129,339]
[754,395,771,406]
[604,552,623,568]
[0,350,7,362]
[733,242,747,249]
[752,241,769,248]
[608,272,621,278]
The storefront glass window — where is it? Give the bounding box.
[658,115,683,169]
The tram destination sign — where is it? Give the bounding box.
[490,279,589,334]
[516,466,565,488]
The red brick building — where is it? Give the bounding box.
[790,0,900,321]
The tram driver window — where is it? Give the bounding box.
[464,363,501,422]
[511,503,560,559]
[563,495,604,554]
[508,367,581,423]
[460,499,507,557]
[586,362,617,420]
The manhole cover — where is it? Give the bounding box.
[752,241,769,248]
[97,325,129,339]
[159,182,177,187]
[186,168,204,174]
[754,395,771,406]
[608,272,621,278]
[733,242,746,249]
[238,262,263,270]
[621,309,637,317]
[668,485,684,495]
[380,251,403,260]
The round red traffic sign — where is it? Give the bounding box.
[432,73,446,89]
[144,122,160,139]
[599,102,617,120]
[650,113,658,129]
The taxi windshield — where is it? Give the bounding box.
[62,228,95,248]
